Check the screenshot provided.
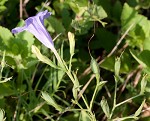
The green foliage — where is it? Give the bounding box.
[0,0,7,13]
[41,92,63,112]
[100,97,110,118]
[121,3,150,49]
[31,45,59,69]
[0,0,150,121]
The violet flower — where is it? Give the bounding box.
[12,10,55,51]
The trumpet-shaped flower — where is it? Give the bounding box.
[12,10,54,51]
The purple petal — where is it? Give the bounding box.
[11,26,27,34]
[12,10,54,50]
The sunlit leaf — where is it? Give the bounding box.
[100,96,110,118]
[41,92,63,112]
[32,45,60,69]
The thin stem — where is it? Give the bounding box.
[78,24,134,80]
[52,48,75,83]
[81,95,96,120]
[78,74,95,99]
[115,94,142,108]
[19,0,23,19]
[81,95,90,111]
[69,54,73,71]
[90,84,98,110]
[109,78,118,119]
[113,80,117,108]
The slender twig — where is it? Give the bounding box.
[118,65,142,99]
[115,94,142,108]
[107,24,134,57]
[53,33,62,42]
[23,0,29,17]
[121,69,137,92]
[78,24,134,80]
[31,62,39,85]
[23,0,30,5]
[77,74,95,99]
[133,66,142,87]
[89,82,99,110]
[104,85,111,98]
[142,107,150,113]
[40,0,49,11]
[19,0,23,19]
[77,24,134,100]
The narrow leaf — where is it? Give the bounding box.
[80,110,91,121]
[90,57,100,74]
[72,72,80,100]
[100,96,110,118]
[130,50,146,68]
[97,81,107,93]
[68,32,75,56]
[134,99,146,117]
[114,57,121,77]
[32,45,59,69]
[41,92,63,112]
[140,75,147,94]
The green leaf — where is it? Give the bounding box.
[87,4,107,26]
[100,96,110,118]
[98,0,112,17]
[80,110,91,121]
[134,99,146,117]
[121,3,150,49]
[47,16,65,34]
[65,1,79,13]
[16,31,35,50]
[62,9,72,30]
[143,38,150,50]
[75,0,88,7]
[0,109,5,121]
[31,45,60,69]
[91,28,117,52]
[114,57,121,77]
[112,1,122,22]
[0,26,13,47]
[140,75,147,94]
[41,92,63,112]
[68,32,75,56]
[0,0,7,13]
[101,52,133,74]
[91,5,107,20]
[90,57,100,74]
[130,50,146,68]
[97,81,107,93]
[139,50,150,68]
[71,19,93,34]
[138,0,150,9]
[72,72,80,100]
[0,6,6,12]
[130,50,150,69]
[121,3,136,27]
[0,0,8,6]
[0,83,15,97]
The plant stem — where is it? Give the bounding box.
[81,95,90,110]
[53,48,75,83]
[115,94,142,108]
[90,84,98,110]
[109,78,118,119]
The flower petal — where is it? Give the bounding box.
[12,26,27,34]
[12,10,54,50]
